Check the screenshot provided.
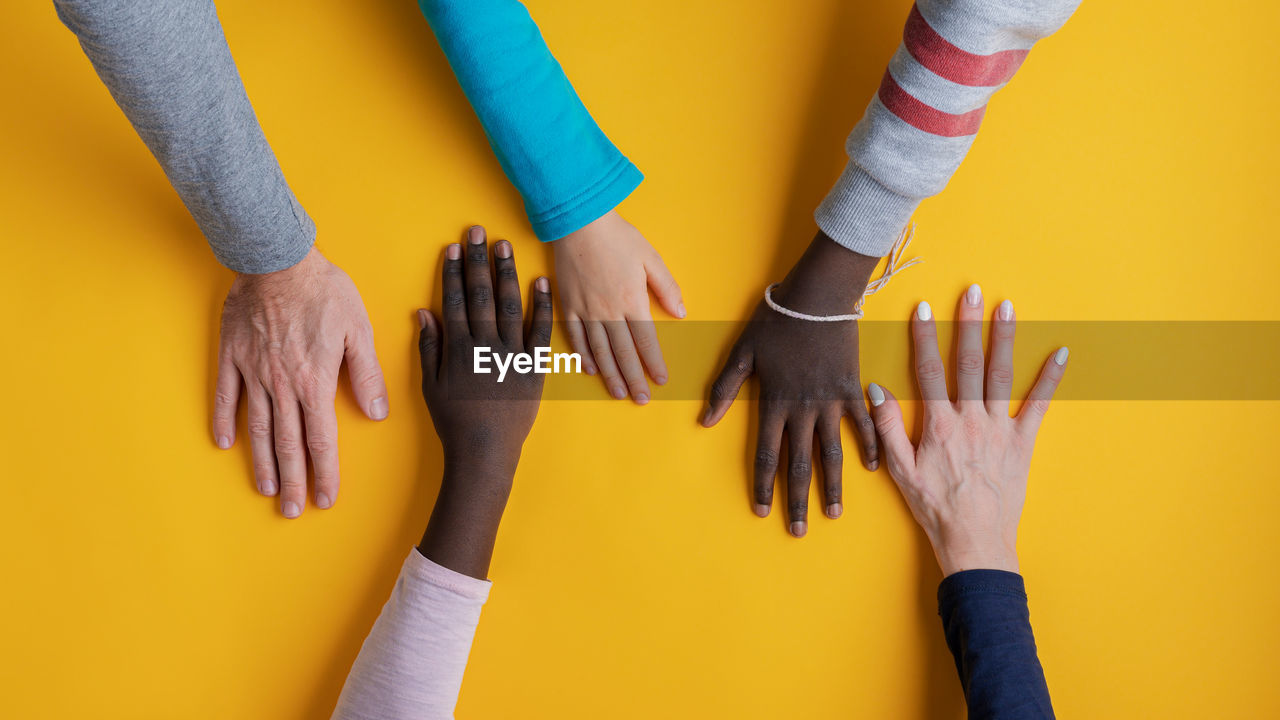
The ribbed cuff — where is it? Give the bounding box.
[814,161,920,257]
[407,548,492,602]
[937,569,1027,615]
[530,156,644,242]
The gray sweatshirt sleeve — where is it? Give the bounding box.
[815,0,1080,257]
[54,0,315,274]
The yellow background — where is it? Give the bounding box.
[2,0,1278,717]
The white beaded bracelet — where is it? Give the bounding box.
[764,224,922,322]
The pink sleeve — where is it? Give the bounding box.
[331,549,491,720]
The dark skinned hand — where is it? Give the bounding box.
[701,230,882,537]
[417,226,552,578]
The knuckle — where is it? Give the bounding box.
[444,291,466,309]
[754,448,779,472]
[501,299,522,318]
[274,433,302,456]
[927,413,954,437]
[821,444,843,462]
[497,265,518,281]
[788,499,808,518]
[214,388,237,409]
[247,419,272,440]
[467,245,487,263]
[469,286,492,306]
[755,486,773,503]
[987,366,1015,387]
[957,351,984,375]
[1027,397,1051,416]
[789,460,812,478]
[709,378,734,404]
[307,435,334,457]
[917,359,946,382]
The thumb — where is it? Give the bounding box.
[866,383,915,480]
[346,323,389,421]
[645,254,685,319]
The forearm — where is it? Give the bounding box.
[938,570,1054,719]
[54,0,314,273]
[418,0,642,241]
[418,459,516,580]
[816,0,1080,256]
[331,461,514,719]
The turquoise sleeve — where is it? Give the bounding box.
[419,0,643,242]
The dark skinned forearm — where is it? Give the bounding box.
[771,230,881,315]
[417,459,517,580]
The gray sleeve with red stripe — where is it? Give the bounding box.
[815,0,1081,257]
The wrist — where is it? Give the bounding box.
[772,230,880,315]
[934,540,1020,578]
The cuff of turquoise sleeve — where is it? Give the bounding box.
[528,156,644,242]
[814,161,920,257]
[408,548,492,603]
[937,569,1027,614]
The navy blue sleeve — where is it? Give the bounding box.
[937,570,1055,719]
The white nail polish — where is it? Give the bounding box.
[1054,346,1069,366]
[966,283,982,306]
[999,299,1013,322]
[868,383,885,407]
[916,301,932,321]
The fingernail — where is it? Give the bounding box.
[259,478,277,497]
[446,243,461,260]
[315,492,332,510]
[827,503,843,519]
[468,227,484,244]
[216,435,230,450]
[868,382,885,407]
[868,459,879,471]
[1054,346,1069,366]
[635,393,649,405]
[370,396,389,420]
[917,301,932,321]
[789,521,807,538]
[536,276,550,292]
[282,501,301,519]
[701,405,714,426]
[495,240,511,258]
[753,503,770,518]
[654,374,668,385]
[585,365,597,376]
[610,385,626,400]
[676,303,687,319]
[966,283,982,306]
[417,309,428,329]
[999,299,1013,321]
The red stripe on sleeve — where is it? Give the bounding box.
[903,4,1029,87]
[878,71,985,137]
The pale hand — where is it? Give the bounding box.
[868,285,1068,576]
[553,210,684,404]
[212,246,388,518]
